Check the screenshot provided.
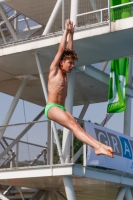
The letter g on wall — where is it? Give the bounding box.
[94,128,109,146]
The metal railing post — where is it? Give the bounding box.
[10,152,14,168]
[123,57,132,136]
[47,121,51,165]
[62,0,65,30]
[44,149,47,165]
[70,0,78,25]
[16,142,19,167]
[108,0,111,32]
[50,122,53,165]
[100,10,103,22]
[83,143,86,166]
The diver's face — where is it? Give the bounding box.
[60,58,74,73]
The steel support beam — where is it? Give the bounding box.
[29,190,44,200]
[42,0,62,35]
[0,76,29,141]
[123,57,132,136]
[71,145,83,163]
[70,0,78,25]
[14,11,18,31]
[47,121,51,165]
[0,3,18,41]
[0,110,44,160]
[76,65,133,98]
[23,15,31,35]
[30,148,46,166]
[76,65,109,84]
[116,187,127,200]
[62,71,75,163]
[35,53,48,100]
[0,11,20,28]
[0,193,9,200]
[63,176,76,200]
[100,113,114,126]
[78,102,90,121]
[0,26,6,44]
[3,186,13,196]
[17,187,25,200]
[125,187,133,200]
[100,61,108,71]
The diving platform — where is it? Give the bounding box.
[0,164,132,200]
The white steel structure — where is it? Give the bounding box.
[0,0,133,199]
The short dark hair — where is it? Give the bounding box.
[60,48,78,61]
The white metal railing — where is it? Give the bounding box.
[0,118,87,169]
[0,1,132,46]
[77,7,108,18]
[77,1,133,32]
[0,120,49,168]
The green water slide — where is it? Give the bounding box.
[107,0,131,113]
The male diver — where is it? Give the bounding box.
[45,19,114,157]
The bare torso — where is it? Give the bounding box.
[47,67,67,106]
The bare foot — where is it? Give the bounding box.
[94,145,114,158]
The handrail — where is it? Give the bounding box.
[110,1,133,9]
[77,8,108,17]
[0,119,49,128]
[77,1,133,17]
[3,136,47,148]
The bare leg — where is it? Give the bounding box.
[48,107,114,157]
[66,111,113,154]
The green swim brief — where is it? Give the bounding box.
[44,103,66,119]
